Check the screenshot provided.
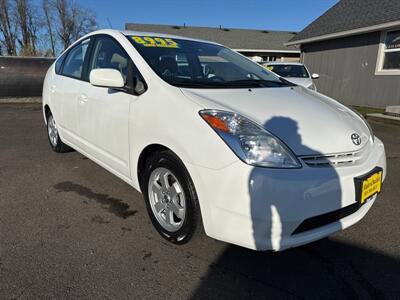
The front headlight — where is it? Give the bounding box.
[200,110,301,168]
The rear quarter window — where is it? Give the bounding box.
[55,52,67,74]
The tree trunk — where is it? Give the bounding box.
[42,0,56,56]
[0,0,17,55]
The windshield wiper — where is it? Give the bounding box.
[226,79,293,87]
[169,79,227,88]
[169,78,294,89]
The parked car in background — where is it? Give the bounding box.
[263,62,319,91]
[43,29,386,251]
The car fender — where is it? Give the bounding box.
[128,83,239,190]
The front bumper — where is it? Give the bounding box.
[186,137,386,251]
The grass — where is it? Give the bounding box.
[350,105,385,117]
[350,105,400,126]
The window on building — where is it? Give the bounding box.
[376,29,400,75]
[382,30,400,69]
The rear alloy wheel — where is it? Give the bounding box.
[143,150,202,244]
[46,112,71,153]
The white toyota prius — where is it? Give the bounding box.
[43,30,386,251]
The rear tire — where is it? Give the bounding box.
[46,112,71,153]
[142,150,203,244]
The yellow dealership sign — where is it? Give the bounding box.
[131,36,180,48]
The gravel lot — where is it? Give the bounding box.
[0,104,399,299]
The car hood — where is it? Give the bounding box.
[284,77,313,88]
[181,86,370,156]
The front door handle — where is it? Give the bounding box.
[78,94,88,104]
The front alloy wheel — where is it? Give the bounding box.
[148,167,186,232]
[143,150,202,244]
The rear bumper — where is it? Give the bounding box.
[186,137,386,251]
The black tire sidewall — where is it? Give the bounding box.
[143,151,201,244]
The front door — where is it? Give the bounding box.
[77,36,134,178]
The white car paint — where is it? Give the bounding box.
[263,62,318,91]
[43,29,386,251]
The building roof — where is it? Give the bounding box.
[125,23,300,53]
[287,0,400,45]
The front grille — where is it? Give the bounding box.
[300,146,369,168]
[292,202,359,235]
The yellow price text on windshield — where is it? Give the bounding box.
[131,36,179,48]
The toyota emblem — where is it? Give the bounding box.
[351,133,362,146]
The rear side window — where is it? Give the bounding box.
[62,39,90,79]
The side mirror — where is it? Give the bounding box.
[89,69,125,88]
[311,73,319,79]
[133,77,146,95]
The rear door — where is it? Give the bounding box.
[77,35,136,178]
[50,52,68,124]
[57,38,91,145]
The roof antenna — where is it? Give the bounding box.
[107,18,113,29]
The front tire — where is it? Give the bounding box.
[142,150,202,244]
[46,112,71,153]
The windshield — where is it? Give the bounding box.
[127,35,293,88]
[265,64,309,78]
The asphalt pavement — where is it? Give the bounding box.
[0,104,399,299]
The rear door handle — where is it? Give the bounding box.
[50,85,56,93]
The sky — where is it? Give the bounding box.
[78,0,339,32]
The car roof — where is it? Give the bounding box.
[59,29,226,60]
[79,29,223,47]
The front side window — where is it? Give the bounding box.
[89,37,129,82]
[127,35,292,88]
[265,64,309,78]
[62,39,90,79]
[382,30,400,70]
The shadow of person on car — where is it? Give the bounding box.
[249,116,342,250]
